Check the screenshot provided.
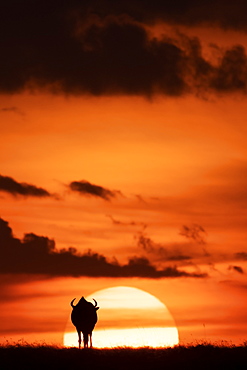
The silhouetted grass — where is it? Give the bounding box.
[0,342,246,370]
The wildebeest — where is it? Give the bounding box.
[70,297,99,348]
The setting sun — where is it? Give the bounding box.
[64,286,179,348]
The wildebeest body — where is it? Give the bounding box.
[71,297,99,348]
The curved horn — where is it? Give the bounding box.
[93,298,97,307]
[71,298,76,308]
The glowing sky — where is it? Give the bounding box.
[1,0,247,347]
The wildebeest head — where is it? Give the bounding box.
[71,297,99,310]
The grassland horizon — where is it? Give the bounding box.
[1,341,246,370]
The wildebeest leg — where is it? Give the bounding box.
[77,329,81,349]
[83,333,89,348]
[89,333,92,348]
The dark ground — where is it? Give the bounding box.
[0,343,247,370]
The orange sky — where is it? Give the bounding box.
[1,0,247,347]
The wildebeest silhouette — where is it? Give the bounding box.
[70,297,99,348]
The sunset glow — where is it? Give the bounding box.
[1,1,247,348]
[64,327,179,348]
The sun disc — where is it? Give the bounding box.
[64,286,179,348]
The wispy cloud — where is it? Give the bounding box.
[106,214,147,229]
[179,224,207,245]
[136,231,191,261]
[0,106,24,116]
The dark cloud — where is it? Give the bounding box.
[235,252,247,261]
[69,180,121,200]
[210,45,247,93]
[0,217,207,278]
[135,194,148,204]
[106,215,147,229]
[0,175,51,198]
[82,1,247,30]
[228,265,244,274]
[0,107,24,116]
[1,2,247,96]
